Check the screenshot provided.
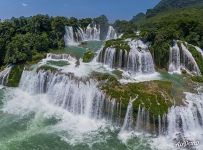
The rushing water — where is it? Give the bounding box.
[1,39,203,149]
[105,26,118,40]
[1,64,203,149]
[0,72,154,150]
[64,24,118,46]
[97,40,155,75]
[0,66,12,86]
[169,42,201,75]
[64,24,101,46]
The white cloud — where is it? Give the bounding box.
[22,3,28,7]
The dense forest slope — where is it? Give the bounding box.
[139,5,203,68]
[117,0,203,70]
[0,15,108,67]
[146,0,203,17]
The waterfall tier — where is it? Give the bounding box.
[105,26,118,40]
[97,40,155,75]
[64,24,100,46]
[120,97,137,132]
[0,66,12,86]
[169,42,201,75]
[85,24,100,41]
[119,91,203,141]
[166,92,203,144]
[19,70,121,122]
[64,24,118,46]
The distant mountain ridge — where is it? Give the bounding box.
[146,0,203,17]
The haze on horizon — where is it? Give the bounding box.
[0,0,160,21]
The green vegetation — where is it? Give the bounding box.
[140,6,203,69]
[146,0,203,17]
[93,73,173,116]
[104,39,130,52]
[0,14,109,67]
[191,76,203,83]
[82,50,95,63]
[113,20,137,35]
[7,65,24,87]
[37,65,58,72]
[187,44,203,74]
[113,2,203,70]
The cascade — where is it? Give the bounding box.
[127,40,155,74]
[120,96,138,132]
[0,66,12,85]
[84,24,100,41]
[135,106,151,133]
[64,26,78,46]
[166,92,203,138]
[105,26,118,40]
[19,70,121,121]
[168,43,181,74]
[168,42,201,75]
[181,44,201,75]
[97,40,155,75]
[64,24,101,46]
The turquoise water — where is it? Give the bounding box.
[65,41,103,58]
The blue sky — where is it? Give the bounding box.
[0,0,160,21]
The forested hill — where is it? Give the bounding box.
[0,15,108,67]
[146,0,203,17]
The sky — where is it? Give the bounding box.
[0,0,160,21]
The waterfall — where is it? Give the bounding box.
[168,42,201,75]
[165,92,203,145]
[84,24,100,41]
[169,43,181,74]
[19,70,120,121]
[127,40,155,74]
[105,26,118,40]
[98,40,155,75]
[64,26,78,46]
[135,106,151,133]
[0,66,12,86]
[64,24,100,46]
[103,47,116,68]
[120,97,138,132]
[181,44,201,75]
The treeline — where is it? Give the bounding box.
[0,14,108,66]
[140,6,203,68]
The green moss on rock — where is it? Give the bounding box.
[82,50,95,63]
[122,33,139,39]
[104,39,130,52]
[27,52,46,65]
[37,65,58,72]
[7,65,24,87]
[93,73,173,117]
[191,76,203,83]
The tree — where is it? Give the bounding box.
[94,15,109,40]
